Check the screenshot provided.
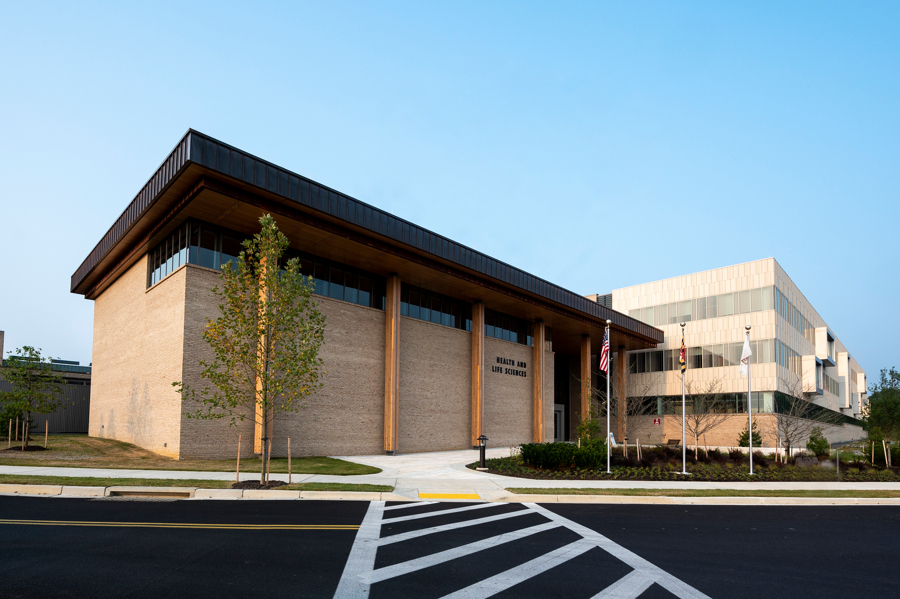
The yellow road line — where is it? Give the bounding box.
[418,493,481,500]
[0,519,358,530]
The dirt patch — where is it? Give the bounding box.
[3,445,48,452]
[231,480,288,490]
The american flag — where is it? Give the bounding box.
[599,328,610,373]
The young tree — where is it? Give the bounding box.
[767,376,843,457]
[581,361,658,455]
[862,367,900,440]
[683,377,730,452]
[174,214,326,484]
[1,346,67,449]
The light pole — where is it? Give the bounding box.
[680,321,689,476]
[606,319,612,474]
[746,325,754,476]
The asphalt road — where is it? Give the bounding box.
[0,496,897,598]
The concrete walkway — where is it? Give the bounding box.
[3,447,900,502]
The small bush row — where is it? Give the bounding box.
[520,440,608,471]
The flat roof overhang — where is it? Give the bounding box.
[71,130,663,354]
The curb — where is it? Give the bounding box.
[0,484,400,502]
[2,483,900,505]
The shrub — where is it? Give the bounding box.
[752,451,769,468]
[728,448,745,461]
[573,438,607,470]
[806,427,830,457]
[738,422,763,448]
[520,442,577,470]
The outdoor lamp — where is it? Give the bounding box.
[477,434,488,469]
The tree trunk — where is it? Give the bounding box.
[23,411,30,449]
[260,408,269,486]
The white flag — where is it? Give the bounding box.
[740,336,753,377]
[608,432,617,448]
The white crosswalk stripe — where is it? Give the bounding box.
[439,538,596,599]
[590,570,656,599]
[334,501,713,599]
[362,521,561,584]
[381,501,499,523]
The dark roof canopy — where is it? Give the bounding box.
[72,130,663,346]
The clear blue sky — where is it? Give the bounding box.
[1,2,897,382]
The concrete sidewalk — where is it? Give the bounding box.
[2,446,900,504]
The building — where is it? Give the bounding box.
[591,258,866,448]
[0,330,92,433]
[71,130,662,459]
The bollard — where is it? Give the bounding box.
[477,434,488,469]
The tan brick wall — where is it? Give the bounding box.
[89,256,186,458]
[484,338,533,447]
[178,284,387,459]
[397,317,471,453]
[93,259,557,458]
[177,266,255,459]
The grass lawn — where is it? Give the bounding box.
[0,435,380,475]
[506,487,900,498]
[0,473,392,492]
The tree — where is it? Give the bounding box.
[1,346,67,449]
[806,426,830,457]
[580,361,658,456]
[766,376,843,457]
[738,421,762,448]
[684,378,731,452]
[862,367,900,440]
[174,214,326,484]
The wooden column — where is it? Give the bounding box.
[580,335,591,423]
[471,302,485,448]
[616,345,627,440]
[384,274,401,454]
[532,321,545,442]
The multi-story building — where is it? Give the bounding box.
[70,131,661,459]
[590,258,866,449]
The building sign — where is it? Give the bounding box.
[492,356,527,378]
[653,418,661,426]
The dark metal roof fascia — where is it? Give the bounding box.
[71,130,663,344]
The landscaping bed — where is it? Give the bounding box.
[506,488,900,498]
[470,446,900,482]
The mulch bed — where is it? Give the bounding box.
[231,480,288,490]
[474,457,900,483]
[3,445,49,452]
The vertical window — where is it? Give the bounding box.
[329,267,344,300]
[750,288,762,312]
[707,295,717,319]
[718,293,734,316]
[678,300,692,322]
[359,276,372,308]
[762,286,775,311]
[656,303,668,326]
[738,290,751,314]
[695,297,706,320]
[198,226,218,269]
[343,272,358,304]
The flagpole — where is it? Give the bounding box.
[606,320,611,474]
[746,325,754,475]
[680,322,688,476]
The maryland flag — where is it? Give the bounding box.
[679,331,686,373]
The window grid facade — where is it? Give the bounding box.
[628,286,775,326]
